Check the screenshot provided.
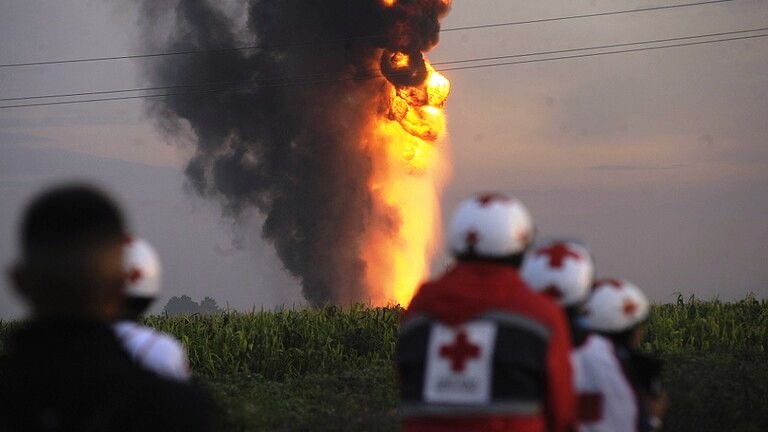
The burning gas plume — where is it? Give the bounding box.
[136,0,451,305]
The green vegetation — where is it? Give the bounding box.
[644,294,768,354]
[144,305,402,431]
[1,296,766,431]
[644,294,768,432]
[144,305,400,379]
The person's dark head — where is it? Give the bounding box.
[8,184,127,321]
[447,192,534,268]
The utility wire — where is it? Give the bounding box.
[1,30,766,109]
[438,31,768,73]
[2,26,766,104]
[441,0,734,33]
[0,0,735,69]
[432,26,768,67]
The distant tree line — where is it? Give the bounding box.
[163,295,222,315]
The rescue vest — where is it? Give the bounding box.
[397,310,551,418]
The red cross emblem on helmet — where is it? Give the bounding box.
[594,278,624,290]
[476,193,512,207]
[535,243,581,268]
[623,298,638,316]
[542,284,564,300]
[127,267,143,283]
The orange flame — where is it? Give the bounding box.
[361,60,450,306]
[391,52,411,69]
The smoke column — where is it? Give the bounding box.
[136,0,451,305]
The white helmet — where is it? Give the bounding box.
[581,278,649,333]
[521,240,594,306]
[448,192,534,258]
[123,236,162,299]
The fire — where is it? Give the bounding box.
[361,59,451,306]
[391,52,410,69]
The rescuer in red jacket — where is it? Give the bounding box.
[397,192,576,432]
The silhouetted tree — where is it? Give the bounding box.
[199,297,221,314]
[163,295,222,315]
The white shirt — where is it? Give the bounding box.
[114,321,191,382]
[571,334,638,432]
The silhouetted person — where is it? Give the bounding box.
[0,184,212,432]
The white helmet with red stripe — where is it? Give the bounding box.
[521,239,595,306]
[448,192,534,259]
[123,236,162,299]
[581,278,649,333]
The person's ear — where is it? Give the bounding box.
[96,245,127,321]
[101,282,125,322]
[7,261,30,300]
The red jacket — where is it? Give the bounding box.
[398,261,576,432]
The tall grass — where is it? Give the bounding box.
[144,295,767,378]
[1,296,766,376]
[643,294,768,354]
[144,304,401,379]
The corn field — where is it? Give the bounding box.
[141,295,768,378]
[1,296,766,375]
[644,294,768,354]
[144,304,401,379]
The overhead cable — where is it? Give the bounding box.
[1,26,765,105]
[0,0,736,69]
[1,29,766,109]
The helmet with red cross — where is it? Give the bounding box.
[123,236,162,299]
[448,192,534,260]
[581,278,649,333]
[520,239,595,307]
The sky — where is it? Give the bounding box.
[1,0,767,319]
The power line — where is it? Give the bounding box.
[1,30,765,110]
[0,0,735,69]
[441,0,734,33]
[432,26,768,67]
[439,31,768,73]
[2,26,766,104]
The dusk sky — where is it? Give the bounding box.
[1,0,767,319]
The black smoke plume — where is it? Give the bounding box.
[135,0,449,305]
